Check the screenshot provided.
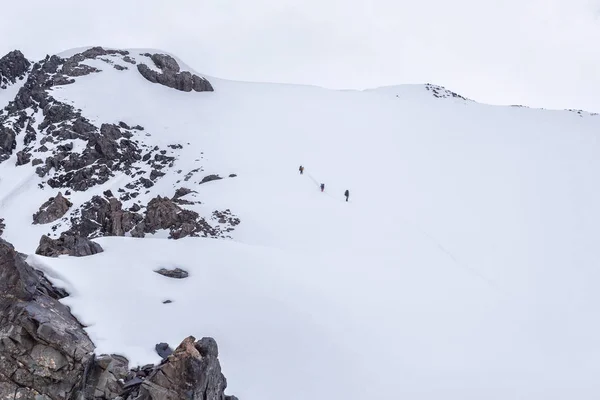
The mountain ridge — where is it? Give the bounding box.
[2,45,600,400]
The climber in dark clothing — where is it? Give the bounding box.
[299,165,304,174]
[344,189,349,202]
[320,183,325,192]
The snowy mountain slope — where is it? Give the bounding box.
[2,47,600,399]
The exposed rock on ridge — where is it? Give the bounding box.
[0,50,30,88]
[137,53,214,92]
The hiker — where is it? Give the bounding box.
[344,189,349,202]
[320,183,325,192]
[299,165,304,174]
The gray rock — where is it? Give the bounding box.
[196,337,219,357]
[0,218,4,236]
[32,192,72,224]
[35,233,104,257]
[155,267,189,279]
[155,343,174,359]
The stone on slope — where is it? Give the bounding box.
[155,267,189,279]
[36,233,104,257]
[32,192,72,224]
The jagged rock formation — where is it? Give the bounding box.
[130,336,237,400]
[0,238,95,398]
[33,192,72,224]
[0,50,30,88]
[0,218,4,236]
[36,233,104,257]
[0,238,238,399]
[0,47,184,194]
[67,195,143,238]
[64,192,237,240]
[137,53,214,92]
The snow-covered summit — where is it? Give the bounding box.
[2,46,600,400]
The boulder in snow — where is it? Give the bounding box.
[155,267,189,279]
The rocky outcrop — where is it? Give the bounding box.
[137,53,214,92]
[0,238,95,399]
[0,50,30,88]
[36,233,104,257]
[137,196,218,239]
[130,336,236,400]
[0,218,4,236]
[1,238,238,399]
[67,195,143,238]
[33,192,72,224]
[0,48,171,196]
[64,192,239,240]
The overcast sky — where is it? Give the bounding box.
[1,0,599,111]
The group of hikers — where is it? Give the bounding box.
[298,165,350,202]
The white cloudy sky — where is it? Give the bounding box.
[1,0,599,111]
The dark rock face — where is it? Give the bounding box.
[35,233,104,257]
[0,218,4,236]
[155,267,189,279]
[137,53,214,92]
[0,238,95,399]
[33,192,72,224]
[0,50,30,88]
